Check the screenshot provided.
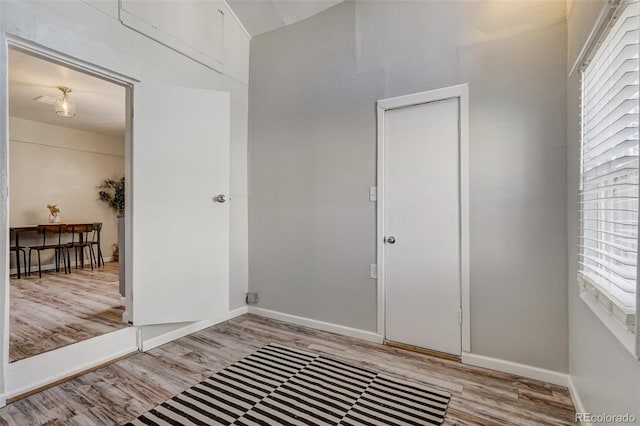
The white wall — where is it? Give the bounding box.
[0,0,249,399]
[0,0,249,306]
[248,0,569,372]
[566,0,640,418]
[9,117,124,269]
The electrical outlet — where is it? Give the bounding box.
[370,264,377,279]
[246,292,259,304]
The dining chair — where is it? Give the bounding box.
[66,224,96,271]
[10,229,27,278]
[28,224,69,278]
[90,222,105,267]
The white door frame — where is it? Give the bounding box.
[1,33,139,403]
[376,83,470,353]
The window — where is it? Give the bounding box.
[578,0,639,346]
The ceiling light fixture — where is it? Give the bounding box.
[55,86,76,117]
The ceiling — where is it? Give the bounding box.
[227,0,344,37]
[8,49,126,138]
[7,2,341,136]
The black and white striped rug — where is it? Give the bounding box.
[126,343,450,425]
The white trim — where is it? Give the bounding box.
[459,86,471,353]
[574,0,640,358]
[245,311,583,411]
[4,327,138,401]
[123,86,134,330]
[118,4,224,75]
[6,34,138,86]
[377,84,468,111]
[140,321,216,352]
[3,35,137,315]
[376,84,470,352]
[568,0,620,77]
[221,0,252,40]
[248,307,384,344]
[140,306,249,352]
[567,376,591,426]
[229,305,249,319]
[376,101,386,336]
[461,352,569,387]
[1,37,140,406]
[579,291,636,355]
[0,31,10,405]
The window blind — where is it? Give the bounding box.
[579,0,639,328]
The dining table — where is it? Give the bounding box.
[9,223,98,279]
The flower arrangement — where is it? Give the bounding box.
[46,204,61,223]
[46,204,60,216]
[98,176,125,215]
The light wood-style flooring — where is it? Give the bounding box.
[0,314,576,425]
[10,261,126,362]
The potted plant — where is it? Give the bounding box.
[97,177,126,294]
[97,177,125,215]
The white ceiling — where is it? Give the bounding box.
[8,49,126,138]
[227,0,343,37]
[7,2,340,137]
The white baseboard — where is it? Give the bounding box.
[567,375,590,425]
[461,352,569,387]
[10,256,115,275]
[141,320,216,352]
[0,306,249,406]
[229,305,249,319]
[4,327,138,401]
[248,306,384,344]
[141,306,250,352]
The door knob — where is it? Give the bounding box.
[214,194,228,203]
[386,236,396,244]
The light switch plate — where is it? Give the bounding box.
[369,186,377,202]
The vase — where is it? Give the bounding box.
[49,214,61,224]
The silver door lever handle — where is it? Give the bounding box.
[214,194,228,203]
[386,236,396,244]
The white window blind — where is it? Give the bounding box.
[579,0,639,330]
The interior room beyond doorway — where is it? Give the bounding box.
[7,48,128,362]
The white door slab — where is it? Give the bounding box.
[132,84,230,325]
[384,97,462,356]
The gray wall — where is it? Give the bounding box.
[566,0,640,416]
[248,0,568,371]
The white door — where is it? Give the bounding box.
[384,97,461,356]
[132,84,230,325]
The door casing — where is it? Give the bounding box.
[0,34,139,402]
[376,84,470,353]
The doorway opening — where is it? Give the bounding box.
[7,47,130,362]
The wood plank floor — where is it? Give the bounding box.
[0,314,576,425]
[10,261,126,362]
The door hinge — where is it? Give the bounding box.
[458,309,463,325]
